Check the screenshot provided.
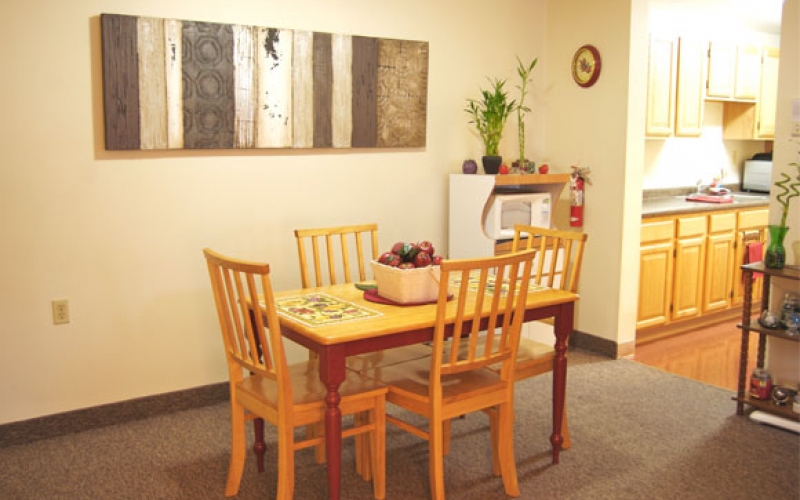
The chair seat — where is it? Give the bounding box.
[347,344,433,374]
[238,361,387,409]
[488,337,555,378]
[363,357,504,407]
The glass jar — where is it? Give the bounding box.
[781,293,799,330]
[749,368,772,400]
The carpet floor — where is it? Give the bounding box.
[0,352,797,499]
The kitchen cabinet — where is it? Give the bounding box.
[637,207,769,335]
[722,47,780,140]
[734,263,800,422]
[706,41,760,101]
[675,37,706,137]
[732,209,768,305]
[637,219,675,329]
[645,35,677,137]
[703,212,735,313]
[673,215,706,320]
[645,36,705,138]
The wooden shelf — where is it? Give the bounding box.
[736,262,800,422]
[732,395,800,421]
[492,173,570,186]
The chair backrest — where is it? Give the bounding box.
[433,250,537,385]
[294,223,380,288]
[510,225,588,293]
[203,248,291,405]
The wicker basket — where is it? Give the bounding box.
[371,261,442,304]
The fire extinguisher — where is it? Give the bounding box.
[570,166,592,228]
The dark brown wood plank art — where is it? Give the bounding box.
[313,32,333,148]
[99,13,428,151]
[182,21,235,149]
[351,36,378,148]
[101,14,140,150]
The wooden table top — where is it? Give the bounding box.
[273,282,578,346]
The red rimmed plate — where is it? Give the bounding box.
[363,288,452,306]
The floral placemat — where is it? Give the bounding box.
[273,293,382,327]
[450,274,549,296]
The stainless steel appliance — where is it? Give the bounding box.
[742,159,772,193]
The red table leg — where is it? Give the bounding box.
[319,345,346,500]
[550,301,573,464]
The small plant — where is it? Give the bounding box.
[515,56,538,165]
[465,78,516,157]
[773,159,800,228]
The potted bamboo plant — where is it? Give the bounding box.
[465,78,515,174]
[765,157,800,268]
[513,56,538,173]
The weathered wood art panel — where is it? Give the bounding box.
[100,13,428,151]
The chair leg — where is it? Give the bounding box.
[442,419,451,456]
[487,407,500,476]
[561,405,571,449]
[370,399,386,500]
[254,417,266,473]
[428,418,446,500]
[226,402,247,496]
[309,423,326,464]
[496,401,520,497]
[355,411,372,481]
[276,420,296,500]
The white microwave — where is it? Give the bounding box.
[482,192,552,240]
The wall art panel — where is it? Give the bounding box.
[100,13,428,151]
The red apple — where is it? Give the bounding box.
[417,240,435,256]
[539,164,549,174]
[414,252,432,268]
[431,255,444,265]
[498,164,510,174]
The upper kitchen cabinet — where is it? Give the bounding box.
[646,36,705,138]
[706,41,761,101]
[722,46,780,140]
[646,35,677,137]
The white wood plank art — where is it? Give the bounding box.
[292,30,314,148]
[164,19,183,149]
[256,27,293,148]
[136,17,168,150]
[331,34,352,148]
[232,25,257,148]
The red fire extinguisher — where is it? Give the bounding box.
[570,166,592,228]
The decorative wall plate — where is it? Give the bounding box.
[571,44,601,88]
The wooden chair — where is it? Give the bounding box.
[203,248,388,500]
[499,224,588,452]
[294,223,380,288]
[363,250,537,500]
[294,224,431,474]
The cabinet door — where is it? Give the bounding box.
[756,47,780,139]
[637,219,675,329]
[732,209,768,305]
[638,240,674,328]
[703,213,735,312]
[673,216,706,321]
[675,37,706,137]
[707,41,735,99]
[646,35,676,137]
[734,44,761,100]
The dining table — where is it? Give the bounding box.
[266,280,578,500]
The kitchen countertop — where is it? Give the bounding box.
[642,186,769,218]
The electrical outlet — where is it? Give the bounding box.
[52,299,70,325]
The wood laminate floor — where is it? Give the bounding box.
[631,319,759,392]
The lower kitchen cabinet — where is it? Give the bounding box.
[703,212,736,313]
[637,207,768,333]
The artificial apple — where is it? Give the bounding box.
[431,255,444,265]
[417,240,435,256]
[539,164,549,174]
[379,252,401,266]
[414,252,432,268]
[498,164,510,174]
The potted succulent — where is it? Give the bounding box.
[513,56,538,173]
[765,157,800,268]
[465,78,515,174]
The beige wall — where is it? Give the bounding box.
[0,0,553,424]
